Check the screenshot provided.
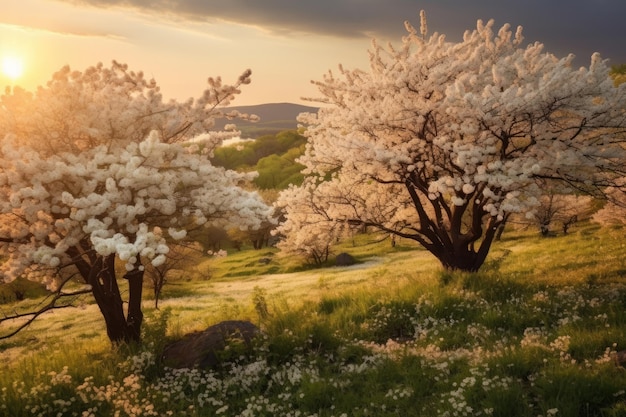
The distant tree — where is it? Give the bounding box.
[144,242,203,309]
[227,189,279,250]
[211,130,306,174]
[0,62,272,343]
[252,134,284,159]
[592,178,626,226]
[532,191,595,236]
[276,12,626,272]
[593,66,626,225]
[254,152,305,189]
[211,144,257,170]
[249,220,275,249]
[0,278,47,304]
[273,183,345,265]
[251,131,306,162]
[202,225,231,252]
[227,220,275,250]
[275,130,307,150]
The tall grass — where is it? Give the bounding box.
[1,223,626,416]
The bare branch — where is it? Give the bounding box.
[0,287,92,340]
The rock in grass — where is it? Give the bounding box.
[162,320,260,369]
[335,252,355,266]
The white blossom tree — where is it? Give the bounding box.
[144,241,204,310]
[277,12,626,272]
[273,182,346,265]
[0,62,272,343]
[592,178,626,226]
[531,191,595,236]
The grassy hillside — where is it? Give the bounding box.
[211,129,306,190]
[1,224,626,416]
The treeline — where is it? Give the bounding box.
[211,130,306,190]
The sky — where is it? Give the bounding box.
[1,0,625,106]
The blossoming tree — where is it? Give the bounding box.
[0,62,272,343]
[592,178,626,226]
[276,13,626,272]
[531,191,595,236]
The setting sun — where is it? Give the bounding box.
[2,55,24,81]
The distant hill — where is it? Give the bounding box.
[213,102,318,138]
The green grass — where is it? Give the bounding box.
[1,223,626,416]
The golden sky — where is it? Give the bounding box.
[0,0,372,105]
[1,0,625,106]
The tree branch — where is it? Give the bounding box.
[0,287,92,340]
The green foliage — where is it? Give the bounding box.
[251,285,270,322]
[140,308,173,355]
[0,277,48,304]
[211,130,306,189]
[253,151,305,189]
[210,143,257,170]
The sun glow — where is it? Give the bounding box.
[2,56,25,81]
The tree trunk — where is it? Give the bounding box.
[415,213,500,273]
[124,266,144,343]
[401,178,500,273]
[81,253,144,344]
[437,249,486,272]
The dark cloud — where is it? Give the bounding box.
[59,0,626,65]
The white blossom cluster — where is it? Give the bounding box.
[0,62,272,287]
[279,13,626,266]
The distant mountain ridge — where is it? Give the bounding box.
[214,102,318,138]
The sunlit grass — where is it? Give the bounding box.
[493,223,626,285]
[1,222,626,416]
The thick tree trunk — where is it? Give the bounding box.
[401,178,496,273]
[433,221,499,272]
[436,248,487,272]
[86,254,128,342]
[77,252,144,344]
[407,221,498,273]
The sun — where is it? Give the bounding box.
[2,56,24,81]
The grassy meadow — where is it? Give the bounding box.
[1,223,626,416]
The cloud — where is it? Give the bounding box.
[1,21,125,41]
[2,0,129,42]
[59,0,417,38]
[55,0,626,63]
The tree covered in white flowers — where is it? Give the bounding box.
[530,190,595,236]
[274,182,346,264]
[592,178,626,226]
[276,12,626,272]
[0,62,272,343]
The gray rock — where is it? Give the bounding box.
[162,320,260,369]
[335,252,356,266]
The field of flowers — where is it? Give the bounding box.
[1,224,626,416]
